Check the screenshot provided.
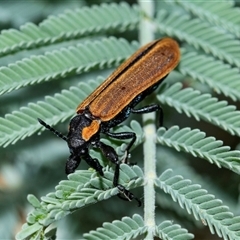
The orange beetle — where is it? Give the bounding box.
[38,38,180,206]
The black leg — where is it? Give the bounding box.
[65,154,81,174]
[131,104,163,126]
[117,185,141,207]
[105,104,163,163]
[105,131,136,164]
[97,141,141,206]
[84,153,104,176]
[96,141,120,186]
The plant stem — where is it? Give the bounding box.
[138,1,156,239]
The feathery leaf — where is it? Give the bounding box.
[156,10,240,67]
[156,169,240,240]
[158,82,240,136]
[0,3,139,56]
[157,126,240,174]
[83,214,146,240]
[179,51,240,102]
[16,165,143,239]
[175,0,240,38]
[156,220,194,240]
[0,37,138,96]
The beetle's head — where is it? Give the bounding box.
[38,114,101,174]
[67,114,101,153]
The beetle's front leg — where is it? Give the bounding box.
[65,154,81,174]
[96,141,141,206]
[84,153,104,176]
[95,141,120,183]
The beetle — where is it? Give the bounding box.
[38,37,180,206]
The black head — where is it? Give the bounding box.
[38,115,101,174]
[66,114,101,172]
[67,114,93,152]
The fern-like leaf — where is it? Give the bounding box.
[0,37,137,96]
[155,220,194,240]
[156,126,240,174]
[156,169,240,240]
[0,3,139,56]
[156,10,240,67]
[179,51,240,102]
[156,148,238,213]
[83,214,146,240]
[158,82,240,136]
[15,222,43,240]
[174,0,240,38]
[16,165,144,239]
[84,215,194,240]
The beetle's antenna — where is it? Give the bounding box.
[38,118,67,142]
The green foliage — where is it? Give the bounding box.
[0,1,240,240]
[0,35,138,96]
[158,83,240,135]
[0,2,139,56]
[84,214,147,240]
[175,0,240,38]
[157,169,240,239]
[179,52,240,101]
[16,165,144,239]
[157,126,240,174]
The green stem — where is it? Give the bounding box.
[138,1,156,240]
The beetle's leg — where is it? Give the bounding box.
[117,185,141,207]
[97,141,141,206]
[105,131,136,164]
[65,154,81,174]
[66,152,103,176]
[84,153,104,176]
[95,140,119,164]
[131,104,163,126]
[105,104,163,163]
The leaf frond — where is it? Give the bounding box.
[158,82,240,136]
[156,148,238,212]
[156,126,240,174]
[155,220,194,240]
[16,165,144,240]
[0,2,139,56]
[15,222,43,240]
[179,51,240,101]
[156,10,240,67]
[175,0,240,38]
[0,37,137,96]
[83,214,146,240]
[156,169,240,240]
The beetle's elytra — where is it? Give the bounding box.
[38,37,180,206]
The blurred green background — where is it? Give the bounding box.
[0,1,240,239]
